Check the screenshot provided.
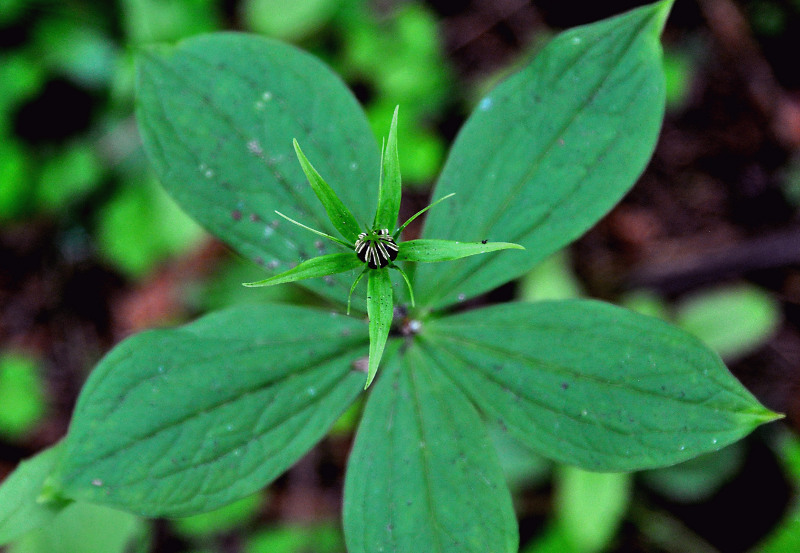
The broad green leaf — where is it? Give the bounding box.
[0,444,66,545]
[422,300,779,471]
[397,238,523,263]
[7,502,149,553]
[293,140,361,243]
[136,34,379,311]
[53,304,368,516]
[365,269,393,388]
[343,346,517,553]
[416,0,673,309]
[244,252,362,287]
[374,105,401,231]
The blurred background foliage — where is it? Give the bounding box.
[1,0,800,552]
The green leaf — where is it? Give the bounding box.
[96,177,205,279]
[365,269,393,388]
[415,0,674,309]
[422,299,779,471]
[135,33,379,310]
[244,252,362,287]
[0,444,66,546]
[343,347,517,553]
[374,105,401,231]
[52,304,368,516]
[0,351,47,439]
[397,239,523,263]
[293,140,361,243]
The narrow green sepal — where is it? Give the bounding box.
[243,253,362,287]
[275,210,353,249]
[293,139,362,243]
[365,269,394,389]
[396,239,524,263]
[390,264,415,307]
[393,192,455,240]
[374,106,402,231]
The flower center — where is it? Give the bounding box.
[354,229,399,269]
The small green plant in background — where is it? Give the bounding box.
[0,1,782,551]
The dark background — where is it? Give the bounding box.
[1,1,799,551]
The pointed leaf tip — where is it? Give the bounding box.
[397,239,524,263]
[374,107,402,232]
[293,140,361,243]
[365,269,393,388]
[243,252,363,287]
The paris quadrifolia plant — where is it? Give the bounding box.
[0,1,782,551]
[243,113,522,388]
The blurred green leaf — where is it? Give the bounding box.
[675,285,781,360]
[96,177,205,278]
[0,0,26,24]
[523,469,631,553]
[749,0,786,36]
[335,2,451,183]
[521,523,575,553]
[171,492,263,537]
[0,140,33,220]
[620,290,670,321]
[7,502,149,553]
[34,20,119,88]
[0,53,45,117]
[663,47,694,110]
[641,442,745,503]
[556,467,631,553]
[121,0,220,44]
[36,144,103,211]
[242,0,340,40]
[245,523,345,553]
[751,434,800,553]
[0,352,47,439]
[781,154,800,207]
[519,252,582,302]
